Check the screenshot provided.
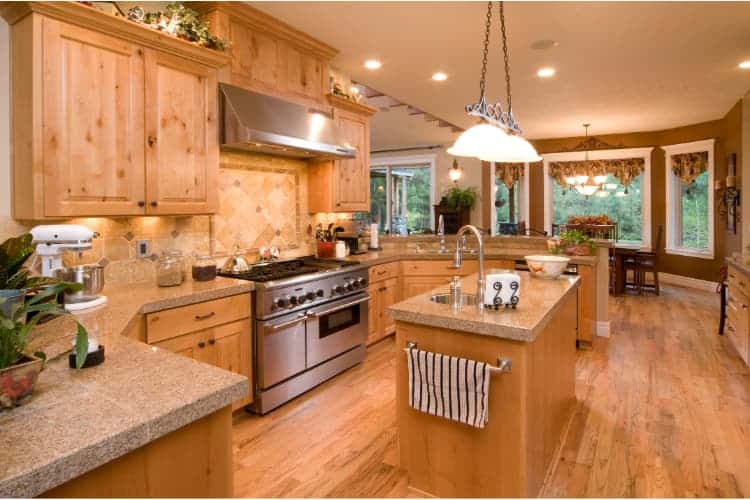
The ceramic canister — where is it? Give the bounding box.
[483,272,521,308]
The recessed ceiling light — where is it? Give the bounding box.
[537,67,556,78]
[432,72,448,81]
[739,60,750,69]
[530,39,559,50]
[364,59,382,70]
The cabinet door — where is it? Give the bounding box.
[42,19,145,216]
[367,284,381,345]
[152,330,210,364]
[144,50,218,214]
[229,20,279,91]
[279,42,323,102]
[401,276,453,300]
[209,320,253,409]
[381,277,400,335]
[334,111,370,211]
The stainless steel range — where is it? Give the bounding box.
[220,256,369,414]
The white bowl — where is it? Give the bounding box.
[525,255,570,279]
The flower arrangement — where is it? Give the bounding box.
[125,3,229,51]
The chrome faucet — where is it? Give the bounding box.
[452,224,485,311]
[437,214,446,252]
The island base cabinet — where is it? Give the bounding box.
[395,292,577,497]
[42,406,233,498]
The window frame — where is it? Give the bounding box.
[370,154,436,233]
[542,147,654,250]
[662,139,715,259]
[489,162,529,235]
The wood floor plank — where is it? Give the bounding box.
[233,285,750,498]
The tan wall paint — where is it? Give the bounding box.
[523,102,742,282]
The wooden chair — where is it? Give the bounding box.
[634,225,663,295]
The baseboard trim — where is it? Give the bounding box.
[660,273,718,293]
[596,321,611,338]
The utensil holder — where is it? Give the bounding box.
[317,241,335,258]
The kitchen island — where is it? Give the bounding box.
[0,278,253,498]
[389,270,579,497]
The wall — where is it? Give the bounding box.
[371,146,484,231]
[523,102,742,282]
[742,90,750,256]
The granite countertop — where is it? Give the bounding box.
[0,277,254,498]
[344,248,599,266]
[388,270,580,342]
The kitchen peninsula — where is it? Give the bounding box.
[390,271,579,497]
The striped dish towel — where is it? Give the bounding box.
[406,347,491,429]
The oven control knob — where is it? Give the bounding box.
[306,291,316,301]
[275,297,288,308]
[316,289,324,297]
[334,285,343,294]
[357,277,367,287]
[289,295,298,306]
[297,295,307,305]
[351,280,360,290]
[345,281,354,291]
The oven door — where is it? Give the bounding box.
[306,292,369,368]
[256,311,308,389]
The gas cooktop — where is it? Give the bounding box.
[219,256,357,283]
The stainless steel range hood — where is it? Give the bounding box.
[219,83,356,159]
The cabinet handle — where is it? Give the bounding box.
[198,341,206,348]
[137,201,145,207]
[208,338,216,345]
[150,201,158,207]
[194,312,216,321]
[379,286,386,292]
[148,135,157,147]
[377,270,387,275]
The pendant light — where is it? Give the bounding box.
[447,2,541,163]
[568,124,605,196]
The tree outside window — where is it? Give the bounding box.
[369,165,433,234]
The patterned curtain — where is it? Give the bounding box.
[548,158,645,188]
[671,151,708,184]
[495,162,524,189]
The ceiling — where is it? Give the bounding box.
[254,1,750,149]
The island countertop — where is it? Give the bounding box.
[0,277,254,498]
[389,270,580,342]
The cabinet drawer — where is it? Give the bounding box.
[728,267,749,294]
[402,260,478,276]
[369,262,400,283]
[146,293,250,344]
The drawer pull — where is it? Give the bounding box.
[198,341,206,348]
[377,270,387,275]
[194,312,216,321]
[208,338,216,345]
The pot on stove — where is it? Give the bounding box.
[222,246,250,274]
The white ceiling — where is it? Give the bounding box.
[254,1,750,149]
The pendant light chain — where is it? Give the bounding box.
[499,1,512,114]
[478,1,493,100]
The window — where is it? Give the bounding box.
[369,155,435,234]
[663,140,715,259]
[492,162,528,235]
[543,148,653,248]
[552,174,643,244]
[495,179,521,224]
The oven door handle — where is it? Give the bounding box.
[269,314,308,331]
[307,296,370,318]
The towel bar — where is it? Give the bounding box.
[404,340,512,373]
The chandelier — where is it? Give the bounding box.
[447,2,541,163]
[564,124,607,197]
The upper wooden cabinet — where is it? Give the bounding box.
[194,2,336,106]
[1,2,229,218]
[308,95,377,213]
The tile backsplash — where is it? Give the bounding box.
[0,151,323,286]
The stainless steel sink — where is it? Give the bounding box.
[430,293,479,306]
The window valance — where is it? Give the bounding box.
[670,151,708,184]
[548,158,645,188]
[495,163,524,189]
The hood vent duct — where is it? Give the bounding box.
[219,83,356,159]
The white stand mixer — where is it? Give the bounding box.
[30,224,108,311]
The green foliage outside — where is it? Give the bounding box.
[369,166,432,233]
[679,171,709,250]
[552,174,643,243]
[496,180,520,224]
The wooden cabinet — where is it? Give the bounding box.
[144,50,218,214]
[367,264,400,345]
[308,96,376,213]
[726,264,750,366]
[2,4,228,218]
[400,259,516,299]
[147,294,253,410]
[195,2,335,106]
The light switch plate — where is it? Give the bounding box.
[136,239,150,259]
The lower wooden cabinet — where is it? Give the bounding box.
[147,294,253,410]
[368,264,400,345]
[726,265,750,366]
[400,259,516,300]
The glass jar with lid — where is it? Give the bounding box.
[163,249,186,282]
[156,255,184,287]
[192,255,217,282]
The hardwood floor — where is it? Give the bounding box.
[232,285,750,498]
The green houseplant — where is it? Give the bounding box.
[559,230,596,256]
[0,234,89,408]
[445,186,479,211]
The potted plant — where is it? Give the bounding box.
[0,234,89,408]
[558,230,596,256]
[445,186,478,212]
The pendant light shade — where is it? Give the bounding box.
[447,123,509,159]
[478,133,542,163]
